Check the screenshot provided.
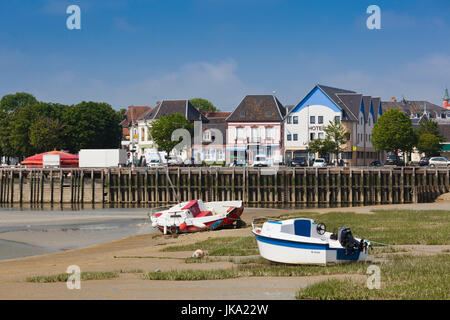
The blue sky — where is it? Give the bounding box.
[1,0,449,110]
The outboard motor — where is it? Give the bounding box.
[338,227,367,255]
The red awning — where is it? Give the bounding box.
[21,150,79,168]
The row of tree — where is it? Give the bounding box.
[309,109,446,162]
[0,92,123,159]
[372,109,445,157]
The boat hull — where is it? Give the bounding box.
[156,205,244,234]
[254,232,368,265]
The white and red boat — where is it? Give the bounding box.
[150,200,244,234]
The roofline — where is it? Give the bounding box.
[272,95,285,120]
[152,99,164,120]
[335,93,361,121]
[285,85,318,118]
[225,95,247,122]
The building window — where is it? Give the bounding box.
[287,116,292,124]
[310,132,315,140]
[342,152,352,160]
[265,127,274,139]
[318,132,324,140]
[240,111,245,117]
[293,134,298,141]
[310,116,315,124]
[287,134,292,141]
[204,149,211,160]
[236,127,244,139]
[266,111,272,116]
[335,116,341,123]
[318,116,323,124]
[251,127,259,142]
[266,146,272,158]
[217,149,224,160]
[293,116,298,124]
[203,130,211,141]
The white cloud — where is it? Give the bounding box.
[115,59,249,109]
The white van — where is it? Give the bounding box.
[312,158,327,167]
[253,155,269,167]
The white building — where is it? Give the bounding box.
[284,84,381,165]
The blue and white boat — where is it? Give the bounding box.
[251,217,370,265]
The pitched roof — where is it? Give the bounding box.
[335,93,362,121]
[381,100,444,117]
[120,106,152,127]
[142,100,209,122]
[226,95,286,122]
[371,97,381,121]
[362,96,372,121]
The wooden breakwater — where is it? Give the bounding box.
[0,167,449,206]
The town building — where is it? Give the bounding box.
[121,100,208,165]
[225,95,286,166]
[120,105,152,164]
[284,84,381,165]
[192,112,231,164]
[381,96,450,161]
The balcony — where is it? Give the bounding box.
[248,137,261,144]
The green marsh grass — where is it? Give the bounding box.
[26,271,118,283]
[280,210,450,245]
[161,236,258,256]
[296,254,450,300]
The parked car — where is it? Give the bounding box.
[253,155,269,167]
[168,156,184,167]
[289,156,308,167]
[385,155,404,166]
[312,158,327,167]
[369,160,383,167]
[418,157,430,166]
[428,157,450,167]
[147,159,162,167]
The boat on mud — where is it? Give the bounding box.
[252,217,370,265]
[150,200,244,234]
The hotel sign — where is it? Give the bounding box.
[309,126,324,131]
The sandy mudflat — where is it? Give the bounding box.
[0,203,448,300]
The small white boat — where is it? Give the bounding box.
[252,217,370,265]
[150,200,244,234]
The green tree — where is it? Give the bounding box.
[150,113,194,155]
[309,137,335,157]
[189,98,219,113]
[4,102,67,157]
[118,108,127,122]
[29,117,65,153]
[62,102,122,153]
[0,92,37,113]
[323,119,349,163]
[416,133,442,157]
[372,109,417,155]
[415,118,445,141]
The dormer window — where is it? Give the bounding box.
[203,130,211,142]
[240,111,245,117]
